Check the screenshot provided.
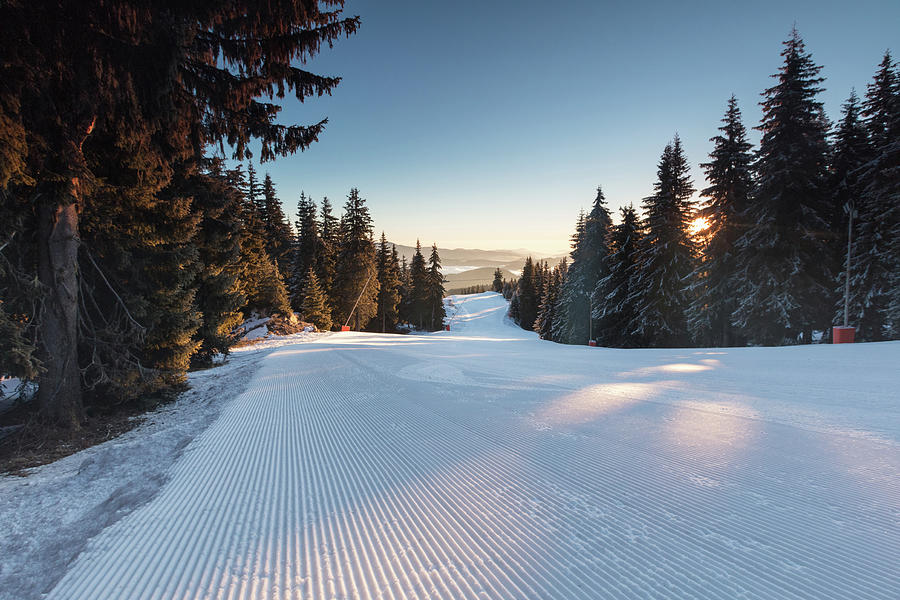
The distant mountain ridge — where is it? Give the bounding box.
[444,267,518,293]
[391,244,530,267]
[391,243,566,270]
[388,242,567,292]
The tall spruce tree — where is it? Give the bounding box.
[852,53,900,339]
[426,244,447,330]
[556,189,613,345]
[516,257,539,331]
[492,268,504,293]
[191,161,246,367]
[261,173,294,279]
[317,197,339,309]
[300,268,332,331]
[594,206,642,347]
[291,191,320,308]
[732,29,833,345]
[0,0,359,425]
[536,260,564,340]
[236,175,292,316]
[688,96,754,347]
[581,188,614,344]
[398,254,413,326]
[533,261,548,335]
[628,136,697,347]
[79,138,202,399]
[553,211,583,343]
[332,189,379,330]
[408,241,429,329]
[246,164,264,220]
[375,234,402,332]
[508,290,521,324]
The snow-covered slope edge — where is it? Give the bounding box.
[0,332,317,600]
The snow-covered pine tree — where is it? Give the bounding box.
[398,254,413,326]
[426,244,447,330]
[375,233,402,332]
[533,262,547,335]
[300,268,332,331]
[582,188,614,343]
[627,136,696,347]
[593,205,642,347]
[492,268,504,293]
[556,189,613,344]
[316,197,339,313]
[246,164,264,221]
[536,260,564,340]
[235,167,291,316]
[852,52,900,340]
[549,258,568,338]
[516,257,539,331]
[333,189,379,330]
[552,210,584,344]
[291,191,319,308]
[732,29,833,345]
[261,173,294,280]
[508,290,521,323]
[409,240,429,329]
[688,96,754,347]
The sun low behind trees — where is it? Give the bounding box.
[510,30,899,348]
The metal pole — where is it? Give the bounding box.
[588,295,593,345]
[843,203,855,328]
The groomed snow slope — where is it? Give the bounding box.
[32,293,900,598]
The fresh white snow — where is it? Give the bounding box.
[2,292,899,599]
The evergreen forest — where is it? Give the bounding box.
[510,31,899,349]
[0,1,448,429]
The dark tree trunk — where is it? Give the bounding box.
[36,183,83,428]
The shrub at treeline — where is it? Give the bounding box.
[509,31,899,348]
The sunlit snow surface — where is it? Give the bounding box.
[3,293,899,599]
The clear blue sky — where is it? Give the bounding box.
[243,0,899,255]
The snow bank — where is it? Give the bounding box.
[0,331,318,600]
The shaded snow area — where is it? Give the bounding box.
[4,293,900,599]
